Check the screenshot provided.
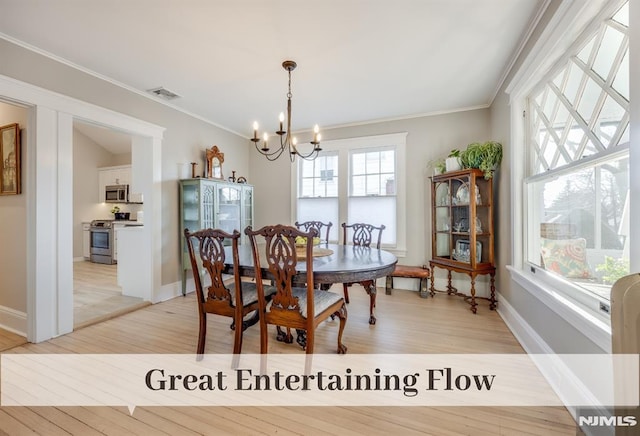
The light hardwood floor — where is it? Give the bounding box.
[74,260,149,329]
[1,286,577,435]
[0,327,26,352]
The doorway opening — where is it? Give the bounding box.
[72,120,148,329]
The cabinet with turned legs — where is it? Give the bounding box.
[429,168,496,313]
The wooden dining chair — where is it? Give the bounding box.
[184,228,275,356]
[245,224,348,355]
[295,220,333,243]
[341,222,386,325]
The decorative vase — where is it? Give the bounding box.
[446,157,461,172]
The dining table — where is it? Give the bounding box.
[224,243,398,325]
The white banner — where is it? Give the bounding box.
[1,354,637,408]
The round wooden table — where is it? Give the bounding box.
[225,243,398,324]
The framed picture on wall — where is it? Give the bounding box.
[0,123,20,195]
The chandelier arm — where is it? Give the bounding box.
[254,141,286,161]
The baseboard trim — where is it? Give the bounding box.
[0,305,27,337]
[496,292,603,423]
[157,278,194,303]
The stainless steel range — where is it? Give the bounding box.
[90,220,116,264]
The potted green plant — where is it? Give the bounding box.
[460,141,503,179]
[427,158,446,175]
[445,149,462,172]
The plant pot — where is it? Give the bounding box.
[114,212,130,220]
[445,157,461,172]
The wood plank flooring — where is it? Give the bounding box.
[1,285,578,435]
[74,261,149,329]
[0,327,26,352]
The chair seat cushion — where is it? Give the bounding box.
[267,287,343,318]
[229,281,276,307]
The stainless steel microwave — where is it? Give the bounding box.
[105,184,129,203]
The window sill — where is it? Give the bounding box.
[506,265,611,352]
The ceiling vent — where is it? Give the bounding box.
[147,86,180,100]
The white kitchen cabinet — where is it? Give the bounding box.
[112,221,143,263]
[98,165,131,202]
[82,222,91,259]
[112,223,122,261]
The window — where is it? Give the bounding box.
[294,133,406,251]
[524,1,629,304]
[348,148,396,245]
[297,152,340,242]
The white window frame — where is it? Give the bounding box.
[505,0,631,351]
[291,132,407,257]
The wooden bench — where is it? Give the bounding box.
[385,265,430,298]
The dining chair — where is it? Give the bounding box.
[341,222,386,325]
[294,220,333,243]
[245,224,348,355]
[184,228,275,356]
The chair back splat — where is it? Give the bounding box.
[342,222,385,249]
[184,228,269,357]
[295,220,333,243]
[245,224,348,356]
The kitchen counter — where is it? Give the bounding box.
[112,220,143,226]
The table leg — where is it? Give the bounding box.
[362,280,377,325]
[447,270,453,295]
[469,274,477,314]
[276,326,293,343]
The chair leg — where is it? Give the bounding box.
[305,328,314,354]
[197,312,207,355]
[335,303,348,354]
[343,283,350,304]
[232,313,243,355]
[259,317,269,354]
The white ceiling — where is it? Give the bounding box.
[1,0,546,141]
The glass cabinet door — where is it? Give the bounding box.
[216,184,241,236]
[181,183,200,233]
[242,186,253,240]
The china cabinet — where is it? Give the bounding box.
[429,168,496,313]
[179,179,254,295]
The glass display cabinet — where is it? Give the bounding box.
[430,168,496,313]
[179,179,253,295]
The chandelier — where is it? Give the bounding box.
[251,60,321,161]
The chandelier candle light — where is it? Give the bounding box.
[251,60,322,161]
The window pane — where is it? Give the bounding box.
[365,152,380,174]
[352,153,365,175]
[527,154,629,301]
[297,197,339,242]
[300,178,314,197]
[348,196,396,245]
[380,150,395,173]
[298,152,338,198]
[612,51,629,101]
[366,174,379,195]
[593,25,624,82]
[351,175,366,196]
